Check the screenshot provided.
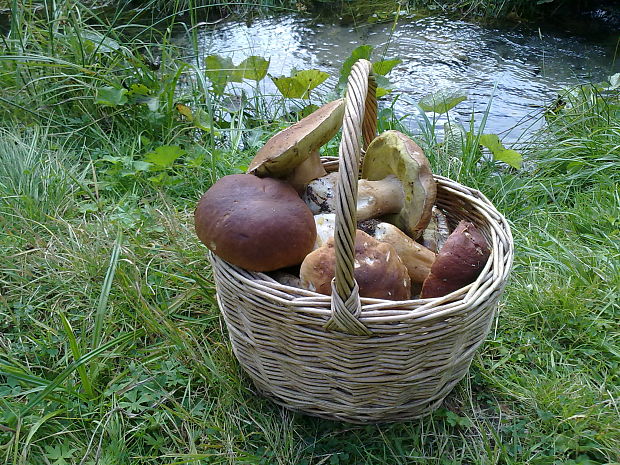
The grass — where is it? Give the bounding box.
[1,1,619,464]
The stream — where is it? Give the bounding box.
[181,9,619,142]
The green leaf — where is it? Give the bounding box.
[233,56,270,81]
[376,87,391,98]
[373,59,401,76]
[205,55,235,94]
[478,133,523,169]
[95,86,127,106]
[144,145,186,168]
[338,44,374,90]
[418,89,467,114]
[478,133,503,153]
[271,69,329,99]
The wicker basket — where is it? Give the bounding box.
[209,60,514,423]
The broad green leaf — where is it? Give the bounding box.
[479,133,523,169]
[293,69,329,93]
[233,56,270,81]
[271,69,329,99]
[205,55,235,94]
[95,86,127,106]
[376,87,391,98]
[271,76,307,99]
[418,89,467,114]
[338,44,374,90]
[144,145,186,168]
[478,133,503,153]
[493,149,523,169]
[373,59,401,76]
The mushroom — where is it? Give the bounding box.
[420,220,491,298]
[358,220,436,284]
[360,130,436,239]
[420,206,451,253]
[303,131,436,238]
[194,174,316,272]
[299,230,411,300]
[246,99,345,192]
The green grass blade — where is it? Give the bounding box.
[21,330,143,416]
[91,234,122,351]
[59,312,94,398]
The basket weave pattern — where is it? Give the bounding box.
[209,60,514,423]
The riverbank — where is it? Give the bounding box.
[1,2,619,464]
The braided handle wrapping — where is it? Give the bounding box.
[324,59,377,336]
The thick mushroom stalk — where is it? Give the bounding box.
[300,230,411,300]
[356,175,405,221]
[304,172,404,220]
[359,220,436,284]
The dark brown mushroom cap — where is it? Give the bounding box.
[299,230,411,300]
[194,174,316,272]
[420,220,491,298]
[361,130,436,239]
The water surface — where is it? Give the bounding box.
[186,12,619,141]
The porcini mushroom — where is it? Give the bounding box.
[247,99,345,192]
[420,220,491,298]
[299,230,411,300]
[304,131,436,238]
[194,174,316,272]
[360,130,436,239]
[358,220,436,284]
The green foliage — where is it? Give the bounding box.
[337,44,402,97]
[478,133,523,169]
[270,68,329,99]
[418,88,467,114]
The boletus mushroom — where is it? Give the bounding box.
[299,230,411,300]
[360,130,436,239]
[194,174,316,272]
[358,220,436,284]
[304,130,436,238]
[246,99,345,192]
[420,220,491,298]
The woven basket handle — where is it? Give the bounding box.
[324,59,377,336]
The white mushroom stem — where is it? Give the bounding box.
[359,221,435,283]
[313,213,336,250]
[304,173,405,220]
[357,175,404,221]
[285,150,326,193]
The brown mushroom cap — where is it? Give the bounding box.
[361,130,436,239]
[247,99,344,181]
[299,230,411,300]
[420,220,491,298]
[194,174,316,272]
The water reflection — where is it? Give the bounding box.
[184,13,617,141]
